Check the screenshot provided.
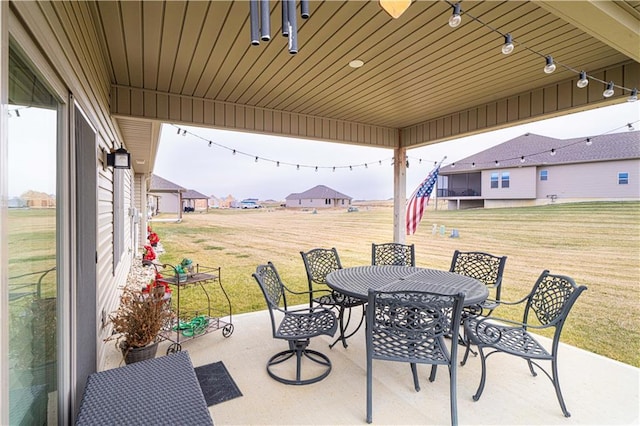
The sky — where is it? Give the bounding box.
[154,102,639,201]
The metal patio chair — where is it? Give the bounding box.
[449,250,507,364]
[252,262,338,385]
[464,270,587,417]
[300,247,366,349]
[366,289,465,425]
[371,242,415,266]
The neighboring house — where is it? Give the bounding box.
[182,189,209,212]
[148,174,186,219]
[285,185,352,208]
[438,131,640,209]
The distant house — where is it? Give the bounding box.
[285,185,352,208]
[182,189,209,212]
[148,175,186,219]
[438,131,640,209]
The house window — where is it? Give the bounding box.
[618,172,629,185]
[501,172,510,188]
[325,199,331,205]
[298,199,301,205]
[540,170,548,181]
[490,172,499,188]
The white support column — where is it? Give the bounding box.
[392,146,407,244]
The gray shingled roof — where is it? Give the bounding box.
[182,189,209,199]
[149,174,186,192]
[440,131,640,174]
[285,185,352,200]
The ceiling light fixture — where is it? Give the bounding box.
[577,71,589,88]
[603,81,615,98]
[543,56,556,74]
[448,3,462,28]
[349,59,364,68]
[501,33,514,55]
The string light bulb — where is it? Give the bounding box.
[550,148,556,156]
[450,163,455,168]
[603,81,615,98]
[543,56,556,74]
[495,160,500,166]
[520,156,525,163]
[232,149,236,155]
[448,3,462,28]
[577,71,589,88]
[471,162,476,168]
[501,33,514,55]
[628,88,638,102]
[276,161,280,167]
[176,128,181,134]
[255,156,259,162]
[628,123,635,131]
[586,138,592,146]
[208,141,212,147]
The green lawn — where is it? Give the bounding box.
[151,201,640,368]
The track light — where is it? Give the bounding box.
[502,34,514,55]
[628,88,638,102]
[603,81,615,98]
[577,71,589,88]
[543,56,556,74]
[448,3,461,28]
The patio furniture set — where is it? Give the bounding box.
[252,244,586,425]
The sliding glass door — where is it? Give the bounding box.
[7,41,62,426]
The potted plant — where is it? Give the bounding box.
[105,286,173,364]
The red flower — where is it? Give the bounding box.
[143,244,156,261]
[148,232,159,245]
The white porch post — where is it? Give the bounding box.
[393,146,407,244]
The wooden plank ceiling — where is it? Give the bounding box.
[90,1,640,173]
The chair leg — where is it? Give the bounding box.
[429,364,437,382]
[449,365,459,426]
[472,347,488,401]
[552,358,571,417]
[410,363,420,391]
[366,357,373,423]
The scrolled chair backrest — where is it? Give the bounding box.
[525,271,586,328]
[368,290,465,361]
[449,250,507,288]
[372,243,415,267]
[301,247,342,285]
[253,262,286,311]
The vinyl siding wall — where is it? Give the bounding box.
[10,1,137,372]
[537,159,640,200]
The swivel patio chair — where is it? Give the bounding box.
[371,242,415,266]
[449,250,507,364]
[366,289,465,425]
[300,247,366,349]
[252,262,338,385]
[464,270,587,417]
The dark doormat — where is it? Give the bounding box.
[194,361,243,407]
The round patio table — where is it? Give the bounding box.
[326,265,488,305]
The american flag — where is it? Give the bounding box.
[406,162,441,235]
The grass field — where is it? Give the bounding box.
[150,201,640,368]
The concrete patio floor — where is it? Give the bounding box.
[104,308,639,425]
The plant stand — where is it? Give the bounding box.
[155,264,233,354]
